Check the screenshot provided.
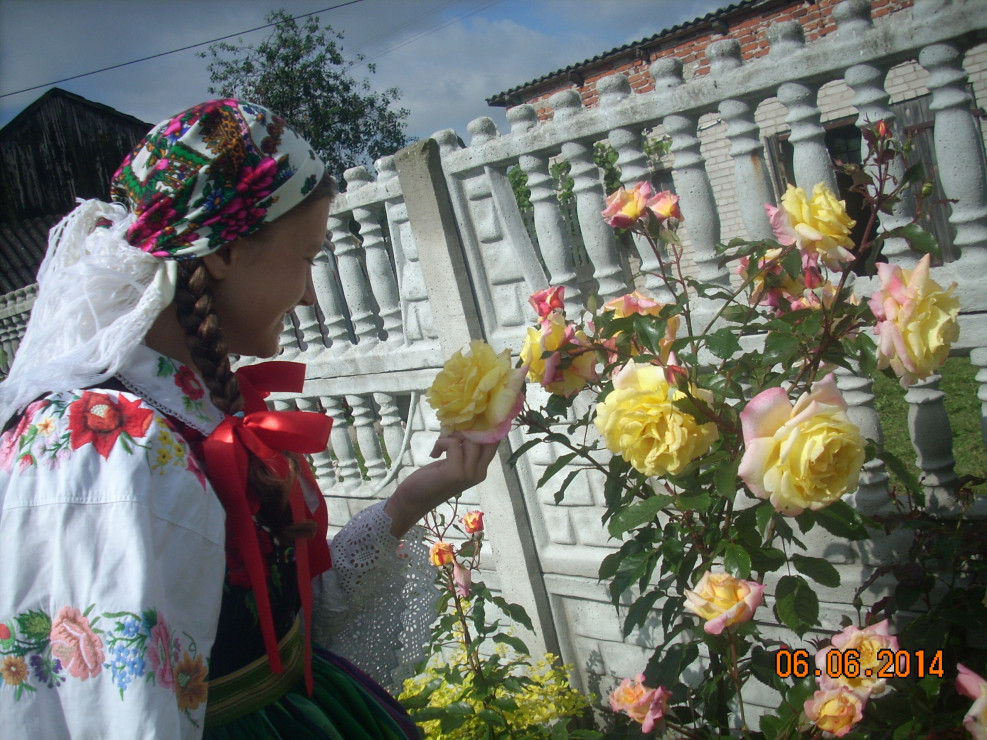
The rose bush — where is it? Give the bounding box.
[502,122,983,737]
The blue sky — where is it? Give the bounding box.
[0,0,724,144]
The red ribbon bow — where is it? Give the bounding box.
[202,361,332,694]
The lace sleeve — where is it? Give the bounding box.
[311,500,438,690]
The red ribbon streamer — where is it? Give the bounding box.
[202,361,332,694]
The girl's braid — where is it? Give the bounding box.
[175,260,314,540]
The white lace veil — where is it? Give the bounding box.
[0,199,177,426]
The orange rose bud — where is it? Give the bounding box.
[429,541,455,567]
[462,510,485,534]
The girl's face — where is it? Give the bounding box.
[205,196,332,358]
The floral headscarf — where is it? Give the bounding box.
[111,98,325,259]
[0,99,326,426]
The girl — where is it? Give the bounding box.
[0,99,498,738]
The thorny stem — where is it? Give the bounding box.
[727,628,750,735]
[447,568,483,678]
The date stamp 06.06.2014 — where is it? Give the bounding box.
[775,647,945,680]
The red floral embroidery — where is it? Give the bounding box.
[68,392,154,459]
[174,366,205,401]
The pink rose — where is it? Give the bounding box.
[529,286,565,320]
[602,181,653,229]
[646,189,682,222]
[49,606,104,680]
[957,664,987,740]
[608,674,672,733]
[147,618,181,690]
[683,571,764,635]
[804,687,866,737]
[453,562,472,598]
[816,620,899,697]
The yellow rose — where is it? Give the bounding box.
[868,253,959,388]
[803,688,866,737]
[427,340,526,443]
[772,184,856,269]
[593,362,718,477]
[738,374,864,515]
[520,314,597,397]
[816,620,899,697]
[683,571,765,635]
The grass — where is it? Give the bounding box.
[872,356,987,498]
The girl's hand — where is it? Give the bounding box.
[383,433,500,537]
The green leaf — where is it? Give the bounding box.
[554,469,582,504]
[675,490,710,511]
[714,457,740,500]
[762,333,800,368]
[792,554,841,587]
[493,633,530,655]
[749,546,787,574]
[706,327,742,359]
[537,452,578,489]
[507,438,540,467]
[477,709,507,728]
[750,645,783,689]
[607,495,672,538]
[755,503,774,538]
[444,701,476,717]
[774,575,819,636]
[723,543,752,580]
[16,610,51,642]
[644,641,699,689]
[897,223,941,260]
[810,500,871,540]
[623,590,662,637]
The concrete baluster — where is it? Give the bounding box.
[296,395,337,486]
[709,39,775,242]
[971,347,987,448]
[344,166,403,343]
[374,391,410,469]
[837,0,919,267]
[310,239,350,350]
[835,366,891,511]
[293,305,324,353]
[322,394,362,486]
[652,58,727,287]
[770,21,839,193]
[349,393,387,481]
[919,43,987,267]
[905,375,958,508]
[507,105,581,309]
[279,311,302,358]
[551,89,628,302]
[328,214,379,348]
[376,155,436,343]
[598,73,670,300]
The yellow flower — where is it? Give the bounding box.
[593,362,718,477]
[426,340,526,443]
[519,314,597,397]
[869,253,959,387]
[1,655,28,686]
[816,620,899,697]
[156,447,173,467]
[683,571,765,635]
[772,184,856,269]
[804,687,866,737]
[738,374,864,515]
[429,541,455,567]
[35,416,56,438]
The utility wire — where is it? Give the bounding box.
[0,0,365,99]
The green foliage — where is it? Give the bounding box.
[508,122,984,736]
[401,501,598,739]
[199,9,409,182]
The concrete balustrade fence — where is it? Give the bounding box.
[2,0,986,721]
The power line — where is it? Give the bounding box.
[0,0,365,99]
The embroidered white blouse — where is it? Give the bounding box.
[0,345,432,739]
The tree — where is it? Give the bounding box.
[200,10,410,182]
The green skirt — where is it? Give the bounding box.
[203,646,421,740]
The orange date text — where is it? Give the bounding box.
[774,647,944,680]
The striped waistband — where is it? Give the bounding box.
[204,616,304,728]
